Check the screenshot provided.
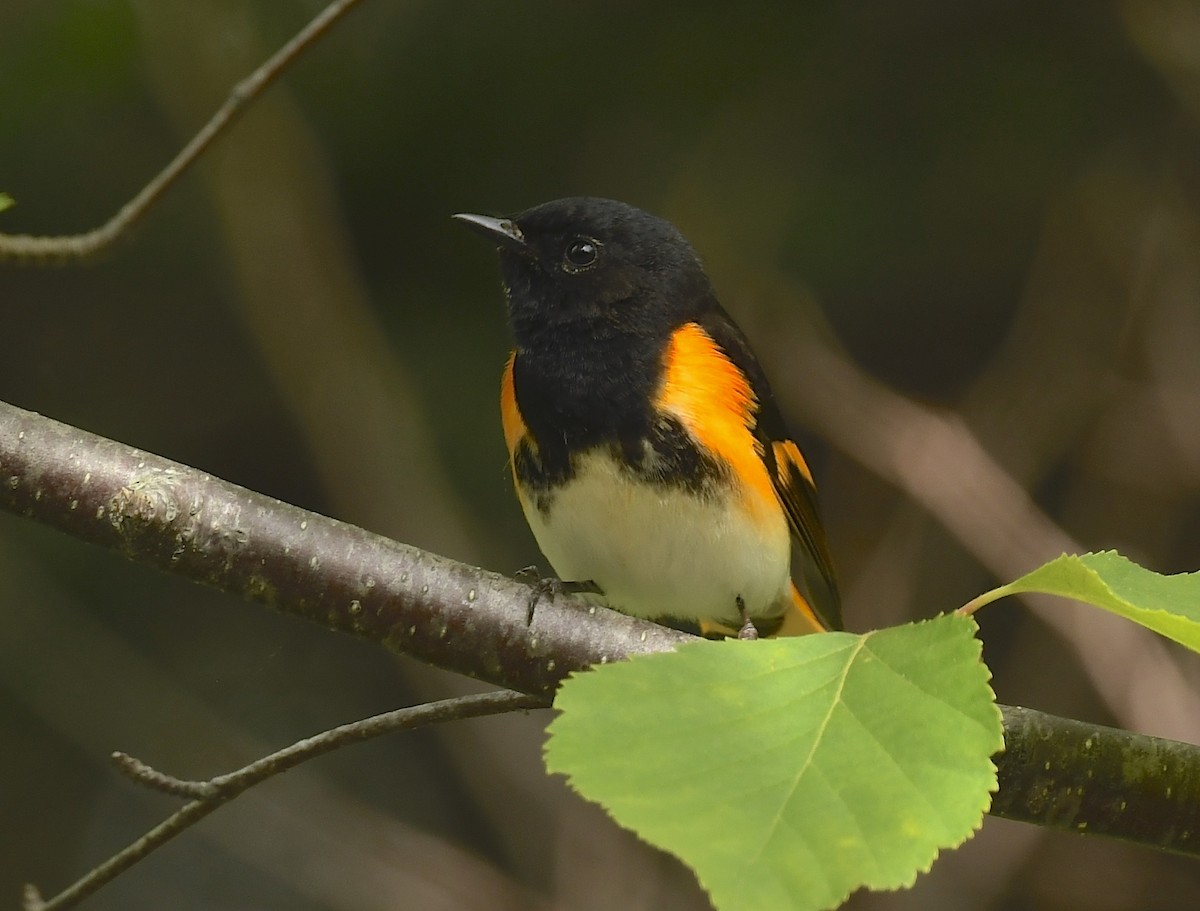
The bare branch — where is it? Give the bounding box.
[0,399,689,699]
[115,690,547,803]
[0,0,364,264]
[110,752,219,800]
[25,692,545,911]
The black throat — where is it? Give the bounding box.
[512,326,661,466]
[510,320,727,504]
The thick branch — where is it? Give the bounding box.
[3,399,1200,856]
[0,400,688,698]
[994,705,1200,855]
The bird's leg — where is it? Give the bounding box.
[735,595,760,640]
[514,566,602,625]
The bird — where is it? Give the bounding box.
[454,197,840,638]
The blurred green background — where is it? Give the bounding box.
[4,1,1200,909]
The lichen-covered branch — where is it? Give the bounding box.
[993,704,1200,855]
[3,398,1200,856]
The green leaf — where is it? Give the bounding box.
[0,193,13,213]
[968,552,1200,652]
[545,614,1002,911]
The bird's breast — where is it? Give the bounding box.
[513,444,791,624]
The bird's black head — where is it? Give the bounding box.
[455,197,715,351]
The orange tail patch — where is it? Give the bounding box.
[774,581,829,637]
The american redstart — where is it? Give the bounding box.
[455,197,841,638]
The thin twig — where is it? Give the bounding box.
[110,752,219,799]
[0,0,365,264]
[119,690,549,801]
[23,691,546,911]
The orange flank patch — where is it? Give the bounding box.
[772,439,814,486]
[655,323,776,519]
[499,352,529,459]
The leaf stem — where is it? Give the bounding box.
[957,584,1014,617]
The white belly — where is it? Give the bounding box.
[519,449,791,625]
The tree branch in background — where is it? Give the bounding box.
[0,0,364,264]
[22,692,544,911]
[768,321,1200,744]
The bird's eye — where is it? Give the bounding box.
[563,238,599,272]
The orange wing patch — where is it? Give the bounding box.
[654,323,776,518]
[500,352,529,461]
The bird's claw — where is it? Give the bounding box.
[736,595,760,640]
[515,567,602,625]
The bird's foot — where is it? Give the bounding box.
[736,595,760,640]
[514,566,602,625]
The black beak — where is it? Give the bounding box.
[452,212,529,254]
